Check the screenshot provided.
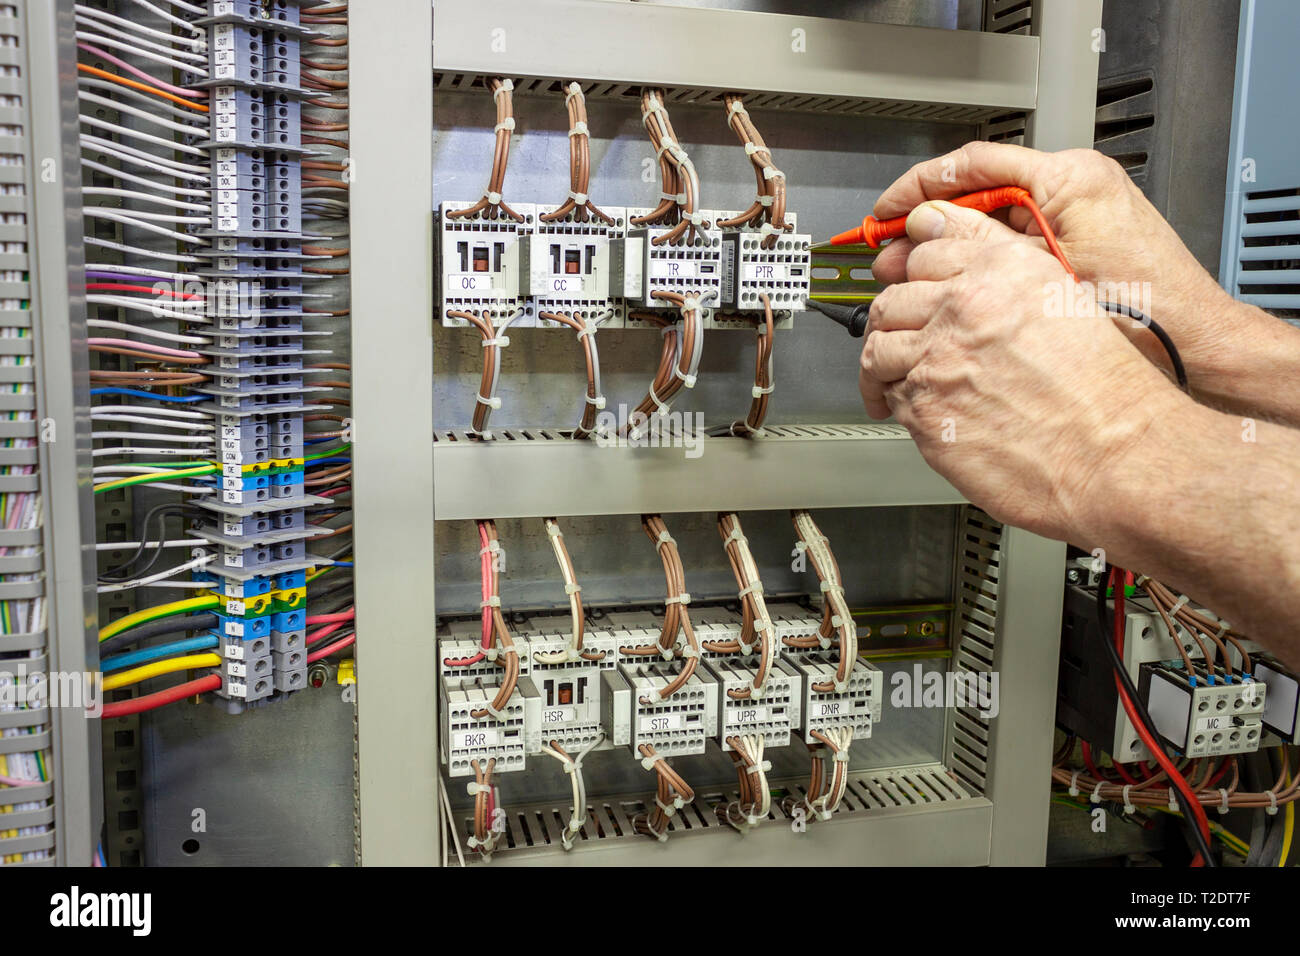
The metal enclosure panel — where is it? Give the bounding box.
[433,0,1039,119]
[21,0,101,866]
[1219,0,1300,318]
[350,1,439,865]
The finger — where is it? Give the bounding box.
[859,357,891,420]
[868,280,947,334]
[874,141,1042,219]
[905,200,1031,246]
[870,236,915,286]
[861,328,925,386]
[903,238,989,282]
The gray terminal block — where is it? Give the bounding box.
[209,21,302,89]
[792,653,883,744]
[210,86,302,150]
[617,659,718,757]
[203,0,304,30]
[272,663,307,693]
[1141,664,1267,758]
[717,229,811,321]
[271,628,305,655]
[707,657,802,750]
[611,222,723,312]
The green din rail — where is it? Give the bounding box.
[809,243,880,304]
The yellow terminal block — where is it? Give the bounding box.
[241,460,272,474]
[224,593,272,616]
[274,586,306,608]
[337,659,356,686]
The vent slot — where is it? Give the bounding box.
[1233,188,1300,318]
[1094,73,1156,182]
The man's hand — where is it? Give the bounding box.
[861,230,1189,543]
[868,142,1300,426]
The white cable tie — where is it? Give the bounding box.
[576,320,599,340]
[563,582,581,595]
[752,384,775,398]
[671,365,697,388]
[466,782,489,795]
[648,382,670,418]
[830,614,845,629]
[484,646,499,662]
[655,137,678,158]
[817,634,833,650]
[667,144,688,164]
[475,393,502,410]
[724,526,747,546]
[684,211,706,227]
[659,646,675,662]
[480,335,510,348]
[743,142,759,155]
[640,752,663,772]
[485,190,502,205]
[728,100,748,115]
[654,796,677,817]
[1068,772,1081,797]
[737,582,763,599]
[664,592,691,606]
[1216,619,1231,637]
[833,750,851,764]
[494,117,515,133]
[655,530,675,552]
[681,295,701,315]
[483,701,505,721]
[763,166,785,181]
[745,759,773,777]
[660,190,687,203]
[568,122,589,138]
[480,595,501,609]
[568,190,589,204]
[476,429,494,441]
[758,222,780,239]
[1168,789,1179,813]
[565,82,583,101]
[1135,574,1149,587]
[1218,788,1231,815]
[480,541,502,556]
[1171,594,1190,616]
[1122,785,1135,814]
[1090,781,1105,805]
[820,581,844,595]
[832,678,849,694]
[561,760,577,775]
[544,522,561,538]
[1267,791,1279,815]
[583,393,606,409]
[757,194,774,207]
[680,644,699,660]
[492,78,514,98]
[466,835,482,849]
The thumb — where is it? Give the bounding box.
[904,199,1026,245]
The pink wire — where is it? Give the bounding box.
[0,774,40,788]
[306,621,344,646]
[88,337,202,360]
[478,521,492,650]
[306,635,355,664]
[77,42,207,100]
[305,608,355,626]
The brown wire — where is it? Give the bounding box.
[446,78,525,222]
[539,82,614,224]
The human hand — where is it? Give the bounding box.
[869,141,1243,385]
[860,232,1192,543]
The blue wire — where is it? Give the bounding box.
[91,387,205,403]
[304,436,335,445]
[328,561,354,567]
[100,634,219,673]
[308,457,350,467]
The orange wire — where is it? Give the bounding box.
[77,63,210,113]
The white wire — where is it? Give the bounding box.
[120,580,218,591]
[96,553,216,593]
[75,16,207,66]
[165,0,208,16]
[79,112,209,158]
[90,404,208,420]
[74,4,205,49]
[78,75,208,124]
[92,431,213,444]
[95,539,195,551]
[83,236,204,264]
[92,446,213,458]
[88,319,209,345]
[79,157,210,199]
[82,186,210,213]
[91,415,213,432]
[84,263,200,283]
[80,133,210,179]
[87,296,207,322]
[78,89,206,138]
[84,205,210,227]
[122,0,205,35]
[75,29,209,75]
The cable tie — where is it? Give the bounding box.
[480,540,502,555]
[483,701,505,721]
[762,166,785,181]
[684,211,706,226]
[832,678,849,694]
[737,582,763,599]
[752,384,775,398]
[655,137,678,158]
[568,190,589,205]
[681,295,701,314]
[664,592,691,606]
[583,393,606,409]
[466,782,489,795]
[659,646,675,662]
[668,144,688,164]
[648,382,670,418]
[1171,594,1190,616]
[561,760,577,775]
[817,634,833,650]
[1090,780,1105,804]
[481,335,510,349]
[820,581,844,595]
[1068,771,1081,797]
[494,117,515,133]
[1267,791,1279,815]
[724,527,747,546]
[492,78,514,97]
[756,194,774,207]
[568,122,589,138]
[475,429,494,441]
[475,392,502,410]
[1168,790,1179,813]
[654,796,677,817]
[738,640,755,654]
[661,191,686,203]
[480,595,501,609]
[746,760,773,777]
[563,582,581,595]
[466,835,481,848]
[565,81,583,100]
[680,645,699,660]
[671,365,697,388]
[485,190,502,205]
[640,752,663,772]
[1216,619,1231,637]
[576,320,599,340]
[544,522,561,538]
[655,530,675,552]
[728,100,748,115]
[1121,785,1135,814]
[833,750,851,764]
[758,222,780,239]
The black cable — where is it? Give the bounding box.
[1094,569,1217,866]
[97,612,220,657]
[99,502,202,581]
[1098,301,1188,390]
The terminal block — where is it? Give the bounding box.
[791,653,883,744]
[441,673,536,777]
[707,657,802,750]
[437,200,535,326]
[606,660,718,758]
[713,210,810,329]
[519,625,618,751]
[1255,654,1300,744]
[525,204,626,328]
[1140,663,1266,758]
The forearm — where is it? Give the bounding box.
[1186,300,1300,425]
[1069,394,1300,660]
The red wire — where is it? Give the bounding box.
[100,674,221,719]
[1081,741,1107,781]
[86,282,202,300]
[306,621,344,646]
[1109,568,1211,865]
[305,608,355,626]
[306,635,355,664]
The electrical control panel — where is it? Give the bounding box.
[708,657,802,749]
[526,204,627,328]
[792,654,884,744]
[437,200,535,326]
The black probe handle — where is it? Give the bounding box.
[805,299,871,338]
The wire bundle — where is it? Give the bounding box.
[539,82,613,225]
[533,518,604,664]
[712,292,775,438]
[789,511,856,693]
[716,95,788,247]
[446,78,525,222]
[631,89,707,245]
[467,757,501,858]
[634,743,695,841]
[719,734,771,831]
[468,520,520,720]
[536,310,609,439]
[622,290,709,438]
[709,512,776,700]
[448,308,525,440]
[539,732,604,850]
[1139,576,1255,683]
[618,516,701,702]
